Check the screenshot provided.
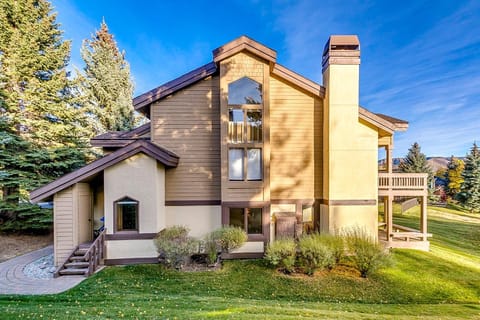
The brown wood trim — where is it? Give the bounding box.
[105,233,157,241]
[319,199,377,206]
[105,257,158,265]
[359,107,396,133]
[213,36,277,64]
[133,62,217,112]
[221,252,264,260]
[165,200,221,206]
[271,199,315,205]
[222,201,269,207]
[30,140,179,203]
[271,63,325,97]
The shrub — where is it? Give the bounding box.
[321,233,345,266]
[212,226,247,253]
[265,238,297,274]
[343,226,391,278]
[154,226,198,269]
[298,234,334,275]
[203,233,220,265]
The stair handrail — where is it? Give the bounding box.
[85,228,107,276]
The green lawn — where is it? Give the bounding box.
[1,206,480,319]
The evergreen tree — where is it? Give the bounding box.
[399,142,434,186]
[0,0,89,232]
[458,143,480,212]
[444,156,464,198]
[0,0,90,147]
[79,20,135,133]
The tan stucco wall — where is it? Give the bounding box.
[106,240,158,259]
[165,205,221,238]
[104,153,166,234]
[322,62,379,236]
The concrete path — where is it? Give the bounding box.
[0,246,86,295]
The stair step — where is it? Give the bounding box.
[69,255,87,261]
[74,248,88,255]
[59,268,87,276]
[65,262,89,268]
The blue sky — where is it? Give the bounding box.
[51,0,480,158]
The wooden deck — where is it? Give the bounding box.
[378,172,428,197]
[379,224,431,251]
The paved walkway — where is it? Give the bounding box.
[0,246,86,295]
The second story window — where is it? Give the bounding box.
[227,77,263,182]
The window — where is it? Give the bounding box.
[114,197,138,232]
[228,77,262,105]
[228,109,262,143]
[229,207,262,234]
[227,77,263,182]
[228,148,262,181]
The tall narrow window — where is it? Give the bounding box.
[115,197,138,232]
[227,77,263,182]
[229,149,244,180]
[247,148,262,180]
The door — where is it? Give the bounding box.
[77,184,93,244]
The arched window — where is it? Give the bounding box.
[114,197,138,232]
[228,77,262,105]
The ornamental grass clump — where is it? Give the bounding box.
[154,226,198,269]
[343,226,391,278]
[265,238,297,274]
[320,233,345,266]
[298,234,334,275]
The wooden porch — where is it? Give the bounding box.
[378,172,431,251]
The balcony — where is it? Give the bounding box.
[378,172,428,197]
[378,172,430,251]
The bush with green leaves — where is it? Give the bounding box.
[265,238,297,274]
[211,226,247,253]
[343,226,391,278]
[203,233,220,265]
[298,234,334,275]
[154,226,198,269]
[320,233,345,265]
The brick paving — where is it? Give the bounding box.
[0,246,85,295]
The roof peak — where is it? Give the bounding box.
[212,35,277,63]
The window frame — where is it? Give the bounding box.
[113,196,139,234]
[222,203,269,241]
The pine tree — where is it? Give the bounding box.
[458,143,480,212]
[399,142,434,185]
[0,0,89,232]
[444,156,464,198]
[79,20,135,133]
[0,0,90,147]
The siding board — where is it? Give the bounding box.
[152,76,221,201]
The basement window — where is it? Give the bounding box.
[114,197,138,232]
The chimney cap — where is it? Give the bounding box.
[322,35,360,69]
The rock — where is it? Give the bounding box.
[48,267,56,273]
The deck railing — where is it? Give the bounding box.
[378,172,428,196]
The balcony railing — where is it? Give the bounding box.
[378,172,428,196]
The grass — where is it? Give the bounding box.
[1,206,480,319]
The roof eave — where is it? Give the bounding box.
[30,140,179,203]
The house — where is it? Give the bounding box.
[30,35,430,275]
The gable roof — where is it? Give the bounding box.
[131,35,406,133]
[91,122,151,148]
[30,140,179,203]
[134,62,217,115]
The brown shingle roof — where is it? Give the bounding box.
[30,140,179,203]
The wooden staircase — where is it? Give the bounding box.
[55,229,106,277]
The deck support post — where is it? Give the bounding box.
[420,195,428,241]
[386,195,393,242]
